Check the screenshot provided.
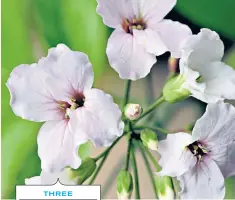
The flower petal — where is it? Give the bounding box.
[38,120,81,173]
[6,44,94,122]
[178,158,225,199]
[96,0,136,28]
[182,28,224,71]
[202,61,235,101]
[69,89,124,148]
[46,46,94,93]
[6,64,65,122]
[107,29,156,80]
[158,132,197,177]
[154,20,192,58]
[192,102,235,177]
[133,29,168,56]
[142,0,176,23]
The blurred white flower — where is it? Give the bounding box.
[97,0,192,80]
[180,28,235,103]
[7,44,124,173]
[25,168,77,185]
[157,102,235,199]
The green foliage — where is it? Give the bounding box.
[61,0,108,79]
[176,0,235,39]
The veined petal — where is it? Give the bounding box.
[69,89,124,148]
[178,158,225,199]
[133,29,168,56]
[96,0,136,28]
[182,28,224,71]
[142,0,176,23]
[158,132,197,177]
[6,44,94,122]
[107,29,156,80]
[154,20,192,58]
[192,102,235,177]
[6,64,65,122]
[38,120,81,173]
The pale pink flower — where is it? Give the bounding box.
[7,44,124,173]
[97,0,192,80]
[157,102,235,199]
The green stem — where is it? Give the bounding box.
[122,80,132,109]
[88,153,108,185]
[130,144,140,199]
[124,134,132,170]
[93,136,122,162]
[142,144,161,171]
[134,125,168,135]
[134,96,165,122]
[136,141,158,199]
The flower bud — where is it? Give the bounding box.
[124,104,142,120]
[72,158,96,184]
[117,170,133,200]
[155,176,174,200]
[163,75,190,103]
[140,129,158,151]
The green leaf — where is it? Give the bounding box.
[32,0,68,47]
[61,0,108,79]
[176,0,235,40]
[2,1,41,198]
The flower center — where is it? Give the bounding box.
[122,18,146,34]
[187,141,208,162]
[57,93,85,119]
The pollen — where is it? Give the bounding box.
[122,17,146,34]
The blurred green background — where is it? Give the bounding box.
[1,0,235,199]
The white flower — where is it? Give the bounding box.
[157,102,235,199]
[6,44,124,173]
[97,0,192,80]
[180,28,235,103]
[25,168,77,185]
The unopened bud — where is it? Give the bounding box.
[72,158,96,184]
[140,129,158,151]
[124,104,142,120]
[155,176,174,200]
[117,170,133,200]
[163,75,190,103]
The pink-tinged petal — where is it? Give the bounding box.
[48,48,94,93]
[178,158,225,199]
[38,120,81,173]
[6,64,65,122]
[158,132,197,177]
[154,20,192,58]
[182,28,224,71]
[192,102,235,177]
[107,29,156,80]
[142,0,176,23]
[69,89,124,148]
[96,0,135,28]
[133,29,168,56]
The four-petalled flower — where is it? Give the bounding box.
[97,0,192,80]
[7,44,124,173]
[157,102,235,199]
